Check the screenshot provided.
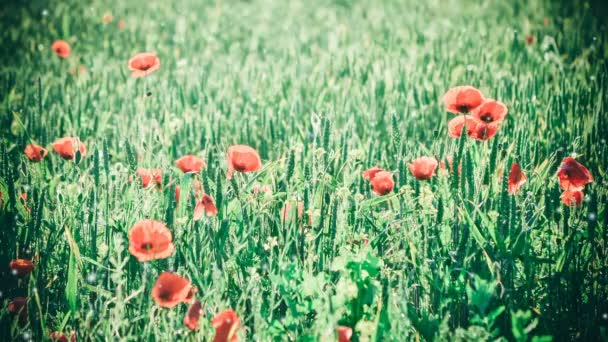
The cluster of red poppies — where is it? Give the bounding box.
[24,137,86,161]
[14,45,269,340]
[445,86,508,141]
[126,219,240,335]
[362,157,440,194]
[124,145,264,337]
[359,85,593,206]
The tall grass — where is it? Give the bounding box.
[0,0,607,340]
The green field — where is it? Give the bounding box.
[1,0,607,340]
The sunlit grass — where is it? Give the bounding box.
[0,0,606,340]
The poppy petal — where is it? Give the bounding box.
[470,99,508,124]
[212,309,240,342]
[338,326,353,342]
[24,144,48,162]
[447,115,478,138]
[175,155,205,173]
[443,86,485,113]
[362,167,385,181]
[561,190,584,207]
[508,162,527,194]
[408,156,439,180]
[184,301,203,330]
[226,145,261,179]
[557,157,593,191]
[369,171,394,195]
[151,272,194,308]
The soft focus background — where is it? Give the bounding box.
[1,0,607,340]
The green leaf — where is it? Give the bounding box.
[61,13,70,37]
[466,276,497,315]
[459,207,487,247]
[66,250,78,315]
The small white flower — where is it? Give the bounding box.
[263,236,279,251]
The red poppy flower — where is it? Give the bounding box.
[51,40,71,58]
[24,144,48,162]
[175,155,205,173]
[8,297,28,324]
[468,121,500,141]
[184,300,204,331]
[9,259,34,277]
[212,309,240,342]
[136,168,154,188]
[338,326,353,342]
[52,137,86,160]
[362,167,386,181]
[118,20,126,30]
[128,220,175,262]
[561,190,583,207]
[50,331,76,342]
[151,272,196,308]
[443,86,485,113]
[226,145,262,179]
[409,157,439,180]
[194,194,218,220]
[128,52,160,78]
[557,157,593,191]
[470,99,508,124]
[447,115,478,138]
[369,171,394,195]
[508,162,527,194]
